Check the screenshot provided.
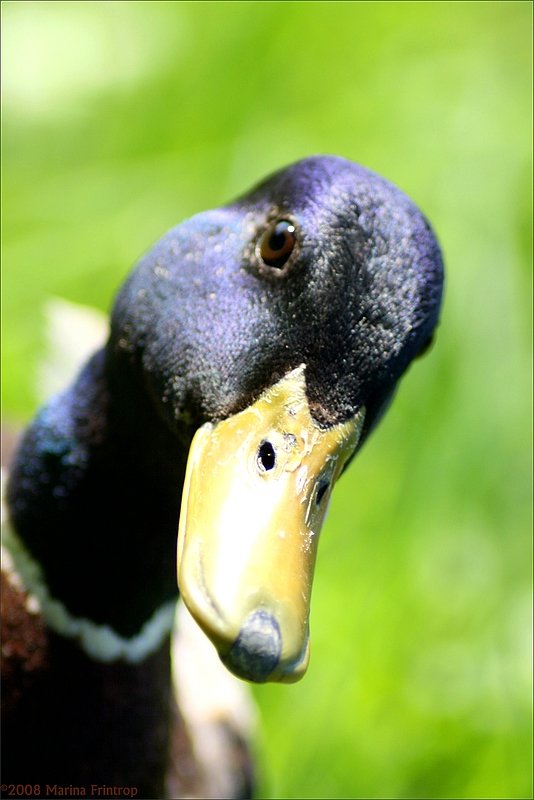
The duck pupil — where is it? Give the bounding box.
[258,441,276,471]
[316,481,329,506]
[268,229,289,251]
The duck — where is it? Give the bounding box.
[1,155,444,798]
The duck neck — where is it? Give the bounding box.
[6,345,192,652]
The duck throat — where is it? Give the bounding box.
[5,348,186,658]
[2,522,176,663]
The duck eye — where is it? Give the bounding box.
[257,441,276,471]
[258,220,296,268]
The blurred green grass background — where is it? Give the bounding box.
[2,2,532,798]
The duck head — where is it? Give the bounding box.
[110,155,443,682]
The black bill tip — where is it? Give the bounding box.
[223,609,282,682]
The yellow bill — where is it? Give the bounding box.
[177,365,365,682]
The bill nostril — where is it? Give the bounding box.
[222,609,281,682]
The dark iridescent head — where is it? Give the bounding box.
[110,155,443,442]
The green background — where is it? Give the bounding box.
[2,2,532,798]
